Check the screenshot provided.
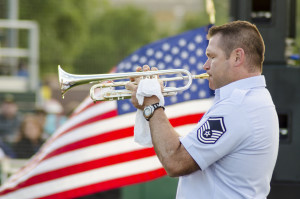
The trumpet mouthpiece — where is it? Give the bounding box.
[194,73,209,79]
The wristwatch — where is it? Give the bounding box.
[143,103,165,121]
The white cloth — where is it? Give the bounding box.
[134,79,164,147]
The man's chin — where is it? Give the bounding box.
[208,81,215,90]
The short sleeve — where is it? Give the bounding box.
[180,104,251,170]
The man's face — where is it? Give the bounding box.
[203,34,232,90]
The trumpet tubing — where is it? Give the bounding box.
[58,65,209,101]
[94,73,209,88]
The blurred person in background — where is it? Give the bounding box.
[12,114,45,159]
[0,139,15,159]
[0,94,23,143]
[16,61,29,78]
[43,98,67,136]
[34,107,48,139]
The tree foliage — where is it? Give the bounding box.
[179,0,229,32]
[18,0,229,76]
[19,0,105,74]
[19,0,158,75]
[73,6,157,74]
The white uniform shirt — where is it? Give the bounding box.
[177,75,279,199]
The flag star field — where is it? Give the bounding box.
[116,25,213,115]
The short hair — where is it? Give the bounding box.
[207,21,265,72]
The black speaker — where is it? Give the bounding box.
[263,66,300,198]
[230,0,296,65]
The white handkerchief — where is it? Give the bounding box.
[134,79,164,147]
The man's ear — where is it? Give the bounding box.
[232,48,245,67]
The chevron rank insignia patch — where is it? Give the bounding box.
[197,117,226,144]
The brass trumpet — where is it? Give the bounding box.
[58,65,209,102]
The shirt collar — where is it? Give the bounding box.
[214,75,266,101]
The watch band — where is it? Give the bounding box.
[152,103,165,111]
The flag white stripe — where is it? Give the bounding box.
[176,124,198,137]
[1,156,162,199]
[72,97,94,114]
[165,98,213,118]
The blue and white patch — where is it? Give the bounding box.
[197,117,226,144]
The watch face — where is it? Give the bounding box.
[144,107,152,117]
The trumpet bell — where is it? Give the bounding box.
[58,65,113,98]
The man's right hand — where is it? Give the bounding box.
[125,65,161,110]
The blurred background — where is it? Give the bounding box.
[0,0,229,111]
[0,0,299,198]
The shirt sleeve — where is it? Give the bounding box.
[180,103,251,171]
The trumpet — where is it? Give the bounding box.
[58,65,209,102]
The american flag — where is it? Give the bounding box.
[0,25,214,199]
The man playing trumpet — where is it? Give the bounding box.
[126,21,279,199]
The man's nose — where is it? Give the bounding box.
[203,59,210,71]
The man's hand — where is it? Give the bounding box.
[125,65,162,110]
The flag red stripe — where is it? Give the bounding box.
[169,113,203,126]
[0,148,158,196]
[38,168,167,199]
